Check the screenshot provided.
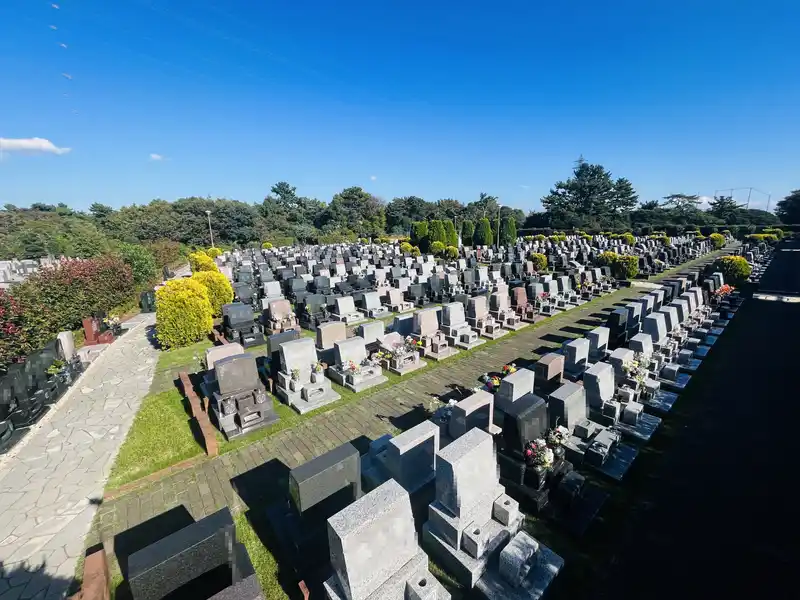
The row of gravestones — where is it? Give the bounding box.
[218,233,718,342]
[199,232,726,442]
[200,241,721,439]
[0,330,83,455]
[138,243,738,598]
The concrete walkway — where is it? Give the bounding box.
[0,314,158,600]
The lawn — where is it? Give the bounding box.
[106,339,212,489]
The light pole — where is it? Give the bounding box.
[205,210,214,248]
[496,204,502,248]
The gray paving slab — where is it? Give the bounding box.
[0,315,158,598]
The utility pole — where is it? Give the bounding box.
[496,204,502,248]
[205,210,214,248]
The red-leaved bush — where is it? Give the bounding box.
[0,289,33,373]
[12,256,135,349]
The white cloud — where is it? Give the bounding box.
[698,195,713,207]
[519,184,530,190]
[370,175,377,181]
[0,137,71,155]
[149,153,164,161]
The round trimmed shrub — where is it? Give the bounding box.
[709,233,725,249]
[534,234,547,242]
[611,254,639,279]
[191,270,233,317]
[528,252,547,272]
[188,251,218,273]
[155,279,213,349]
[620,232,635,246]
[444,245,459,260]
[399,241,413,253]
[713,255,752,285]
[580,234,592,242]
[430,241,445,256]
[261,241,273,250]
[206,247,222,259]
[411,246,421,257]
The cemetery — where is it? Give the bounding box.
[2,229,790,600]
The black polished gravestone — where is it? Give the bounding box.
[124,507,263,600]
[123,507,254,597]
[497,395,566,513]
[265,442,362,582]
[222,302,265,348]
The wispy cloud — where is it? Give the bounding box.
[370,175,377,181]
[149,153,164,161]
[519,184,530,190]
[0,137,71,155]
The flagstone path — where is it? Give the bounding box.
[0,314,159,600]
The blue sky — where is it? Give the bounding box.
[1,0,798,213]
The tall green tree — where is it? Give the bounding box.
[461,220,475,246]
[428,220,446,245]
[499,216,517,246]
[385,196,432,234]
[411,221,429,251]
[473,217,493,246]
[322,187,386,236]
[541,158,638,229]
[775,190,800,224]
[443,220,458,247]
[708,195,744,223]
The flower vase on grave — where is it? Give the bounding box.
[553,445,566,462]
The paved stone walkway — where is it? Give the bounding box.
[0,314,158,600]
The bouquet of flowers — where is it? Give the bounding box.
[623,355,649,387]
[344,360,361,374]
[523,439,554,469]
[501,363,517,376]
[104,314,122,334]
[546,425,570,447]
[312,361,326,373]
[480,373,502,391]
[715,284,734,297]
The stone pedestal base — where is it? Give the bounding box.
[423,513,522,590]
[475,532,564,600]
[423,346,460,361]
[277,384,340,414]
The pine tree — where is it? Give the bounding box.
[443,220,458,247]
[461,220,475,246]
[428,220,446,245]
[473,218,493,246]
[499,216,517,246]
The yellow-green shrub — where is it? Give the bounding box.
[430,241,445,256]
[261,241,273,250]
[399,241,413,253]
[191,270,233,317]
[747,233,779,243]
[534,234,547,242]
[620,232,635,246]
[762,228,784,240]
[155,279,213,349]
[411,246,421,257]
[206,247,222,259]
[597,251,639,279]
[444,245,459,260]
[709,233,725,249]
[528,252,547,271]
[188,251,218,273]
[713,255,752,285]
